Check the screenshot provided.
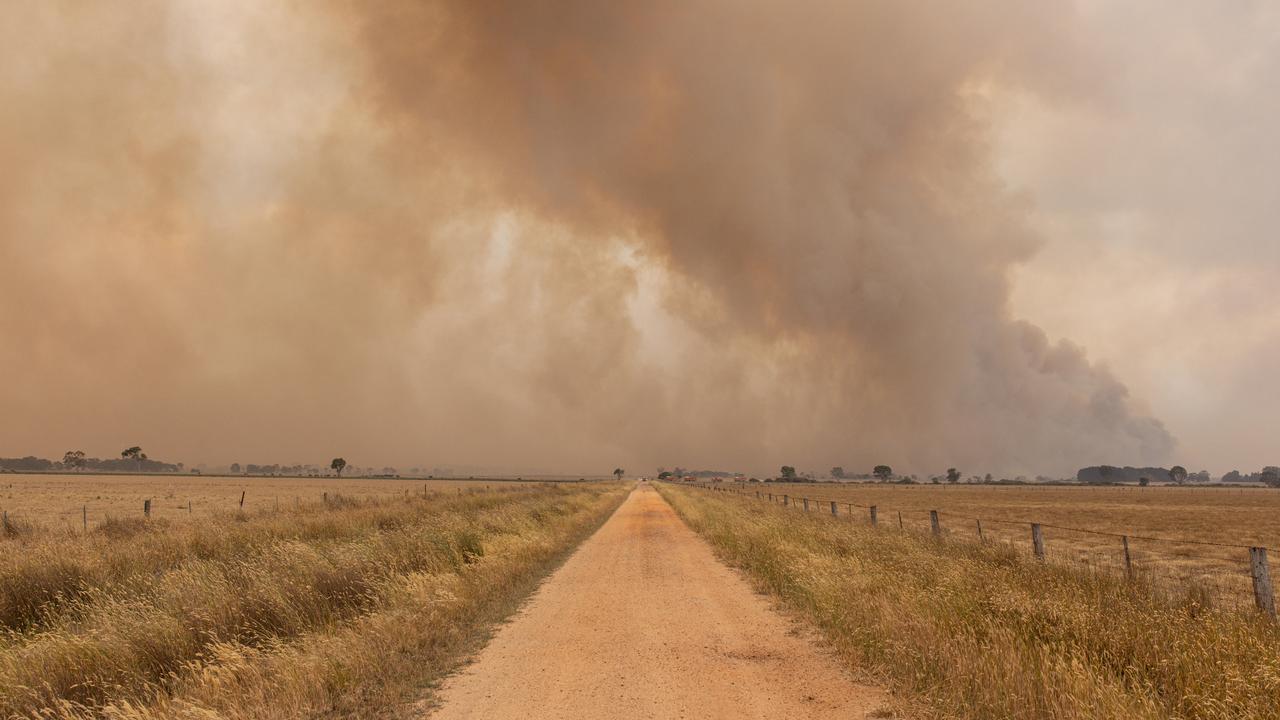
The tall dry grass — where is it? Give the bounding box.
[0,482,626,718]
[659,483,1280,720]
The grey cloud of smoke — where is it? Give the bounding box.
[0,1,1173,476]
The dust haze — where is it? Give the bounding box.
[0,1,1176,476]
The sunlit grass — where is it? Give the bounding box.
[0,482,626,719]
[660,484,1280,720]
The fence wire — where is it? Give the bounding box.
[682,481,1272,614]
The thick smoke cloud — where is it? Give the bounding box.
[0,1,1173,476]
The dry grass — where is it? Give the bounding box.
[0,473,544,528]
[722,481,1280,607]
[0,481,626,718]
[659,483,1280,720]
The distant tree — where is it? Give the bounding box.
[331,458,347,477]
[613,468,625,480]
[873,465,893,481]
[658,471,673,480]
[1138,477,1150,487]
[121,446,147,472]
[984,473,993,483]
[1168,465,1188,485]
[831,466,845,479]
[230,462,241,474]
[1262,467,1280,488]
[62,450,86,471]
[946,468,961,484]
[779,466,797,480]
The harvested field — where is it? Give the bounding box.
[723,481,1280,607]
[0,473,547,529]
[660,483,1280,720]
[0,480,626,719]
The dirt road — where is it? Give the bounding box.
[426,484,886,719]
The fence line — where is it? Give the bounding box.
[0,482,557,537]
[684,481,1277,617]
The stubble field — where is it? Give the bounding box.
[723,481,1280,608]
[0,473,547,529]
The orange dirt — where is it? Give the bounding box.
[426,483,888,719]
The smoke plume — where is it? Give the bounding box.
[0,1,1173,476]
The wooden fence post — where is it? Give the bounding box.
[143,499,151,518]
[830,500,837,516]
[870,505,878,526]
[239,491,246,510]
[976,519,983,540]
[898,511,903,529]
[930,510,941,535]
[1122,536,1133,579]
[83,505,87,532]
[1031,523,1045,560]
[803,498,809,512]
[1250,547,1276,617]
[784,495,789,507]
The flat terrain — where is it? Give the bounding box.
[661,484,1280,720]
[723,481,1280,605]
[0,473,542,528]
[426,484,887,719]
[0,481,627,718]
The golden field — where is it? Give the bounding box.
[0,480,626,719]
[724,481,1280,606]
[0,473,545,529]
[659,483,1280,720]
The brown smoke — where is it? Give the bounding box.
[0,1,1173,476]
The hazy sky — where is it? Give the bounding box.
[999,1,1280,475]
[0,2,1273,477]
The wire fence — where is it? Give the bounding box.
[677,481,1276,617]
[0,481,557,537]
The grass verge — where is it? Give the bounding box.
[1,482,627,718]
[658,484,1280,720]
